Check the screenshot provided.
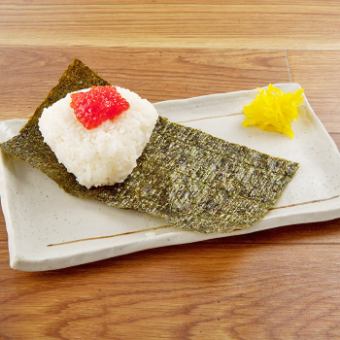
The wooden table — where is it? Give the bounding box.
[1,1,340,339]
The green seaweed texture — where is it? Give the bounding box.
[1,59,298,233]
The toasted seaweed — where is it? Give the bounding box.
[1,59,298,233]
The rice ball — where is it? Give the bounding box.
[38,86,158,189]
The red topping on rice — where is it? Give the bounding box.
[70,86,130,129]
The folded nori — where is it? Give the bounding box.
[1,60,298,233]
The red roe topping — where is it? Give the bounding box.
[70,86,130,129]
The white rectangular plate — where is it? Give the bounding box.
[1,83,340,271]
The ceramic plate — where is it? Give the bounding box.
[1,83,340,271]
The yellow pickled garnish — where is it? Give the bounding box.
[242,84,304,138]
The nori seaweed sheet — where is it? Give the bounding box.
[1,59,298,233]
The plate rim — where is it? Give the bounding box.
[2,82,340,271]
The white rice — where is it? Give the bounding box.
[38,86,158,189]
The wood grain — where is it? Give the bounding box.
[1,3,340,49]
[1,1,340,339]
[288,51,340,133]
[0,46,289,120]
[2,240,340,339]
